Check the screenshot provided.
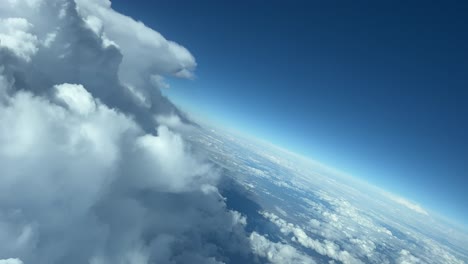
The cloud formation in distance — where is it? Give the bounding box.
[385,194,429,216]
[249,232,316,264]
[0,1,253,263]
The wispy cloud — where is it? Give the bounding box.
[385,194,429,216]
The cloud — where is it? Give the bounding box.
[0,17,38,61]
[0,80,251,263]
[130,125,218,192]
[397,250,420,264]
[0,259,23,264]
[151,74,171,89]
[385,195,429,216]
[54,83,96,115]
[0,1,253,263]
[75,0,196,85]
[249,232,316,264]
[0,0,193,133]
[260,211,363,264]
[156,114,196,134]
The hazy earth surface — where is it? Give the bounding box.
[186,125,468,264]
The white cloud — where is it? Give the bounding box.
[150,74,170,89]
[230,210,248,227]
[75,0,196,86]
[386,195,429,216]
[54,83,96,115]
[0,81,251,263]
[397,250,420,264]
[131,125,217,192]
[0,259,23,264]
[0,17,38,61]
[249,232,316,264]
[83,15,103,35]
[0,1,252,263]
[156,114,195,133]
[261,211,363,264]
[0,0,195,133]
[349,238,376,258]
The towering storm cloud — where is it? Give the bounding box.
[0,0,194,132]
[0,0,252,263]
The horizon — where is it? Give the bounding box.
[111,0,468,225]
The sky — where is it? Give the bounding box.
[1,1,467,263]
[111,1,468,223]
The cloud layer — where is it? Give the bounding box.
[187,125,468,264]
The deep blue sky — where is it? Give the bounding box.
[112,1,468,223]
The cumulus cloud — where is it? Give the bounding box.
[156,114,197,134]
[54,83,96,115]
[0,0,192,133]
[249,232,316,264]
[130,125,218,192]
[0,81,253,263]
[0,17,38,61]
[397,250,420,264]
[74,0,196,90]
[0,1,252,263]
[260,211,362,264]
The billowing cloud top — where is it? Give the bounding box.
[0,0,196,132]
[0,1,253,263]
